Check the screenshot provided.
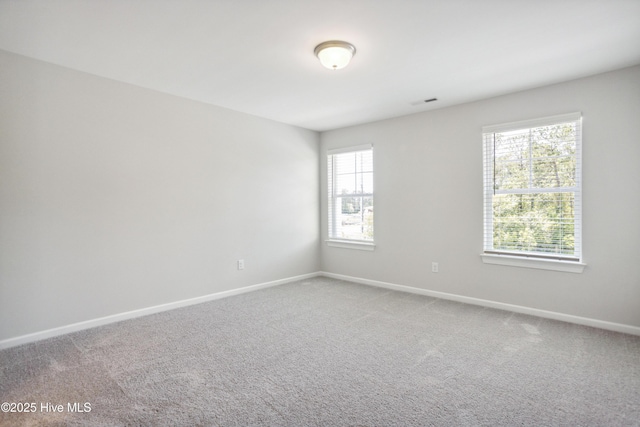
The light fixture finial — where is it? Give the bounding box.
[314,40,356,70]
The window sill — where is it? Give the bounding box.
[481,253,585,273]
[326,240,376,251]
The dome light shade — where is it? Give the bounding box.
[314,41,356,70]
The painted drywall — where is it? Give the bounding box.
[320,65,640,328]
[0,50,320,341]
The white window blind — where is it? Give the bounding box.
[328,145,374,242]
[483,113,582,261]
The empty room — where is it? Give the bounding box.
[1,1,639,425]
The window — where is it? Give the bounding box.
[482,113,584,272]
[327,145,374,248]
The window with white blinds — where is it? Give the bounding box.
[483,113,582,262]
[328,145,373,242]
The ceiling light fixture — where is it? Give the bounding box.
[314,41,356,70]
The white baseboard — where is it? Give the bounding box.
[319,271,640,336]
[3,270,638,350]
[0,272,320,350]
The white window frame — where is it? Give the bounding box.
[326,145,375,251]
[481,113,585,273]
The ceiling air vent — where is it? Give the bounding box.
[410,98,438,106]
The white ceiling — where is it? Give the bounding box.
[1,0,639,132]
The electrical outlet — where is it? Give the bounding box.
[432,262,439,273]
[237,259,245,270]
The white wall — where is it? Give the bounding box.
[0,51,320,341]
[320,65,640,328]
[2,48,638,343]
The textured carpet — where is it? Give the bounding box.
[1,276,639,426]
